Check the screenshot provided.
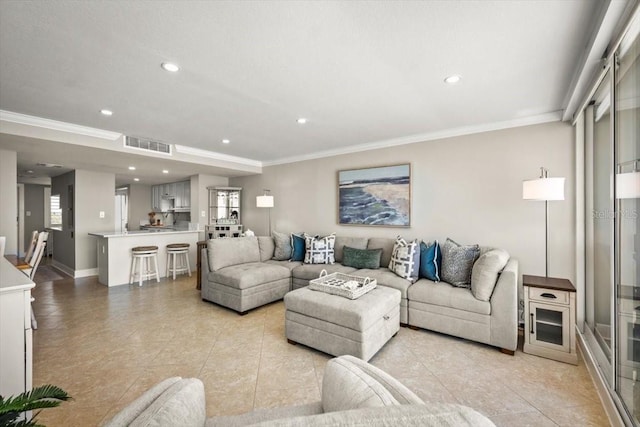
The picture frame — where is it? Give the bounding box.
[337,163,411,227]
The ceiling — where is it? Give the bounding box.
[0,1,621,184]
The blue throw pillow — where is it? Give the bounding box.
[290,233,306,262]
[419,241,441,282]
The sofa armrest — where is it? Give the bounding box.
[489,258,518,351]
[104,377,206,427]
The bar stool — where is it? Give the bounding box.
[130,246,160,286]
[166,243,191,280]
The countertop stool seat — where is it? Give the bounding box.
[166,243,191,280]
[130,246,160,287]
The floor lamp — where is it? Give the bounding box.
[523,167,565,277]
[256,189,274,236]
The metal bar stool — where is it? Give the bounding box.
[130,246,160,286]
[166,243,191,280]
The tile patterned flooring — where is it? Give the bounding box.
[30,271,610,426]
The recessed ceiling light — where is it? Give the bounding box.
[162,170,169,174]
[134,178,140,182]
[297,118,307,124]
[26,170,34,174]
[128,166,136,170]
[444,75,462,84]
[222,139,230,144]
[161,62,180,72]
[100,109,113,116]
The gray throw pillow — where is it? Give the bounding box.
[471,249,510,301]
[440,238,480,288]
[272,230,292,261]
[343,246,383,269]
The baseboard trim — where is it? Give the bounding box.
[50,262,98,279]
[74,268,98,278]
[576,328,627,426]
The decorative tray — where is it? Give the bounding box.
[309,270,377,300]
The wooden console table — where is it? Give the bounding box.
[196,240,207,290]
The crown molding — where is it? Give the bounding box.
[174,144,263,168]
[0,110,122,140]
[263,111,563,167]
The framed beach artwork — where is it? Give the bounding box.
[337,164,411,227]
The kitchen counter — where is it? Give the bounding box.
[89,230,200,286]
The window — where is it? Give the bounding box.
[50,194,62,226]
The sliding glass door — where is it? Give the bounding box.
[585,71,614,385]
[615,28,640,423]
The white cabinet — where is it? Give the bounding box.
[151,181,190,212]
[0,258,34,399]
[523,275,577,364]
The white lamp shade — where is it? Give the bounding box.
[522,177,565,201]
[616,171,640,199]
[256,195,274,208]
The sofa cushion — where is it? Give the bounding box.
[334,236,369,263]
[408,280,491,315]
[367,237,396,268]
[208,237,261,271]
[471,249,510,301]
[354,268,412,299]
[292,263,357,281]
[105,377,205,427]
[304,233,336,264]
[209,262,291,290]
[290,233,306,262]
[419,241,441,282]
[388,236,420,282]
[258,236,275,262]
[343,246,382,269]
[440,238,480,288]
[265,259,302,271]
[272,231,292,261]
[322,355,406,412]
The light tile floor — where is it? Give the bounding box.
[30,271,610,426]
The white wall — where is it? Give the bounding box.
[0,149,17,254]
[231,121,576,286]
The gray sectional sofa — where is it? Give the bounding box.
[104,355,495,426]
[201,235,518,353]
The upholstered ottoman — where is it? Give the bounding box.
[284,286,401,361]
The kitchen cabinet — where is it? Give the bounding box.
[151,181,191,212]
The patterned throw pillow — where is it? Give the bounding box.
[272,231,292,261]
[388,236,420,282]
[419,241,441,282]
[304,233,336,264]
[290,233,306,262]
[342,246,383,269]
[440,238,480,288]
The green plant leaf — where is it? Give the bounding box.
[0,385,70,426]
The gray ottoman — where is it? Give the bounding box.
[284,286,401,361]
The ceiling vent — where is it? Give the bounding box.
[125,136,172,155]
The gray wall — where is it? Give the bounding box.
[51,171,75,269]
[231,121,576,285]
[128,183,152,230]
[0,149,17,254]
[24,184,46,245]
[75,170,115,271]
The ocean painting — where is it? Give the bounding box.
[338,164,411,227]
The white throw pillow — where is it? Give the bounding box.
[388,236,420,282]
[304,233,336,264]
[471,249,510,301]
